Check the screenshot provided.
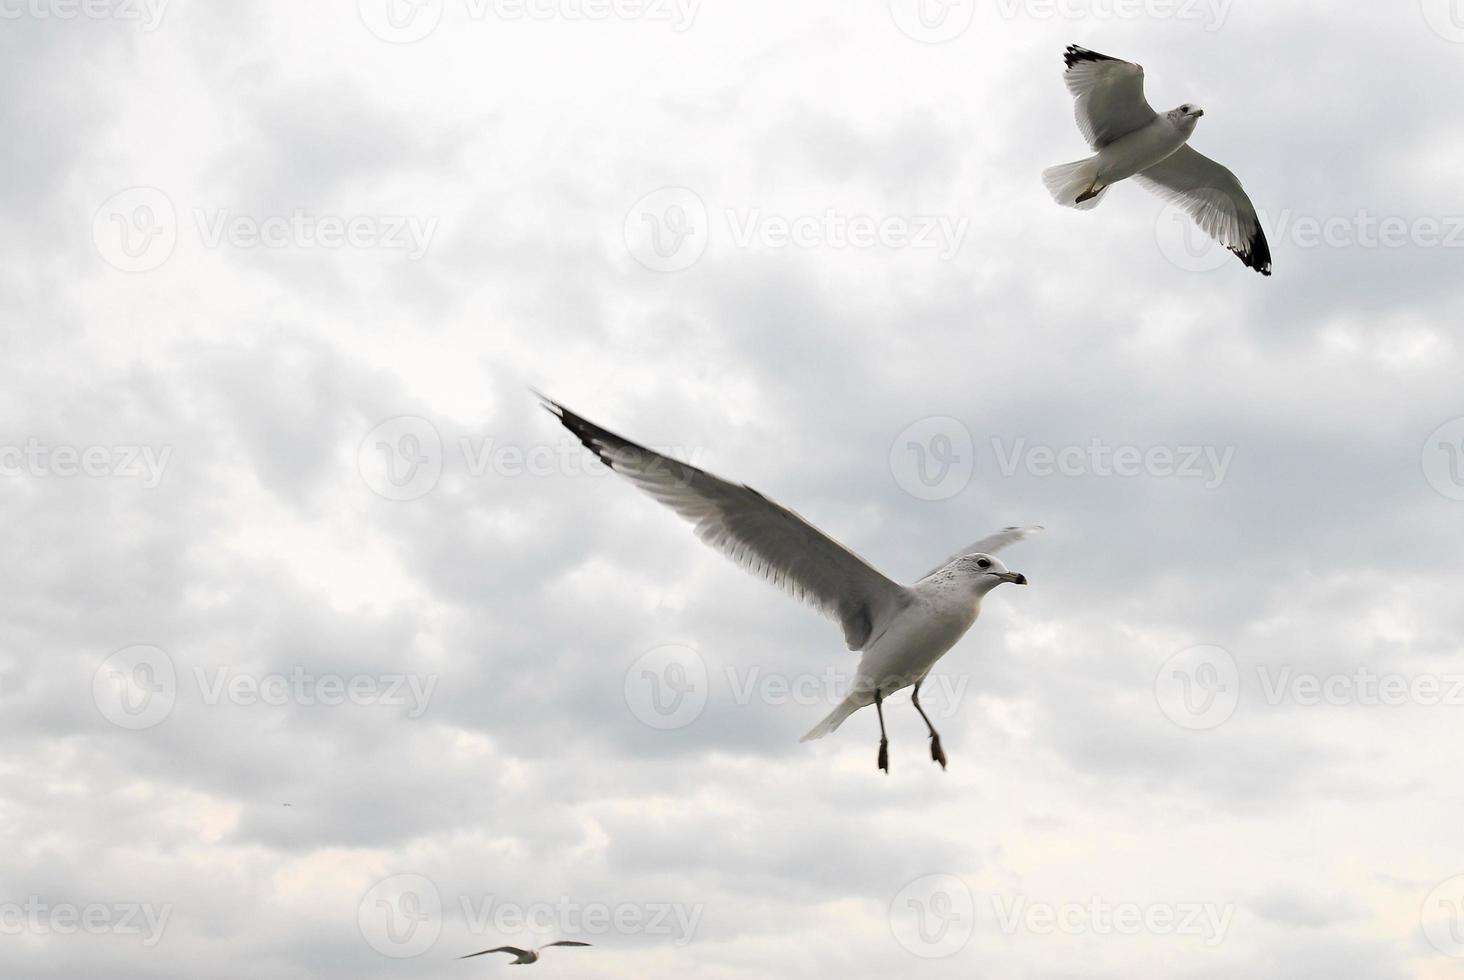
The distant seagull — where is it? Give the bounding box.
[460,941,592,965]
[1043,44,1272,276]
[540,395,1038,773]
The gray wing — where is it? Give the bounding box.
[460,947,527,959]
[542,396,911,651]
[922,526,1042,579]
[1062,45,1156,149]
[544,941,592,949]
[1135,145,1272,275]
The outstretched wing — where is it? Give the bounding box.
[544,941,593,949]
[922,526,1042,579]
[541,395,911,651]
[1135,145,1272,275]
[1062,45,1156,149]
[460,947,528,959]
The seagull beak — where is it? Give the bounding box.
[1004,571,1028,586]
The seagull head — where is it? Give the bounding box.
[953,553,1028,594]
[1169,103,1205,131]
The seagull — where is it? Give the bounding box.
[460,941,592,965]
[540,394,1038,773]
[1042,44,1272,276]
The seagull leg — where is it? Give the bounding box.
[912,679,947,770]
[875,690,889,774]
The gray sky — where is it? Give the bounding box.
[6,1,1464,977]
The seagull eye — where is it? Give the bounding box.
[976,558,991,569]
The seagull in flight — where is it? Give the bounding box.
[1043,44,1272,275]
[540,394,1038,773]
[460,941,592,965]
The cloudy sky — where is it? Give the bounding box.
[6,0,1464,976]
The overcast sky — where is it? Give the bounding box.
[6,1,1464,977]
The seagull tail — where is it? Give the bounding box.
[800,697,860,743]
[1042,156,1108,210]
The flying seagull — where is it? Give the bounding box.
[460,941,592,965]
[1043,44,1272,276]
[540,394,1038,773]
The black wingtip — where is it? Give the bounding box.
[529,386,562,417]
[533,392,624,470]
[1064,44,1118,69]
[1232,227,1273,276]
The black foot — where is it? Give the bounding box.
[878,738,889,773]
[1076,186,1101,204]
[929,734,947,770]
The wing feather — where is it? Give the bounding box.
[460,947,527,959]
[541,396,911,651]
[1062,45,1156,149]
[921,526,1042,579]
[1135,145,1272,275]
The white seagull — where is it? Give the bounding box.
[1043,44,1272,276]
[541,395,1038,773]
[460,941,592,965]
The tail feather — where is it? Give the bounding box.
[800,698,859,743]
[1042,157,1108,211]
